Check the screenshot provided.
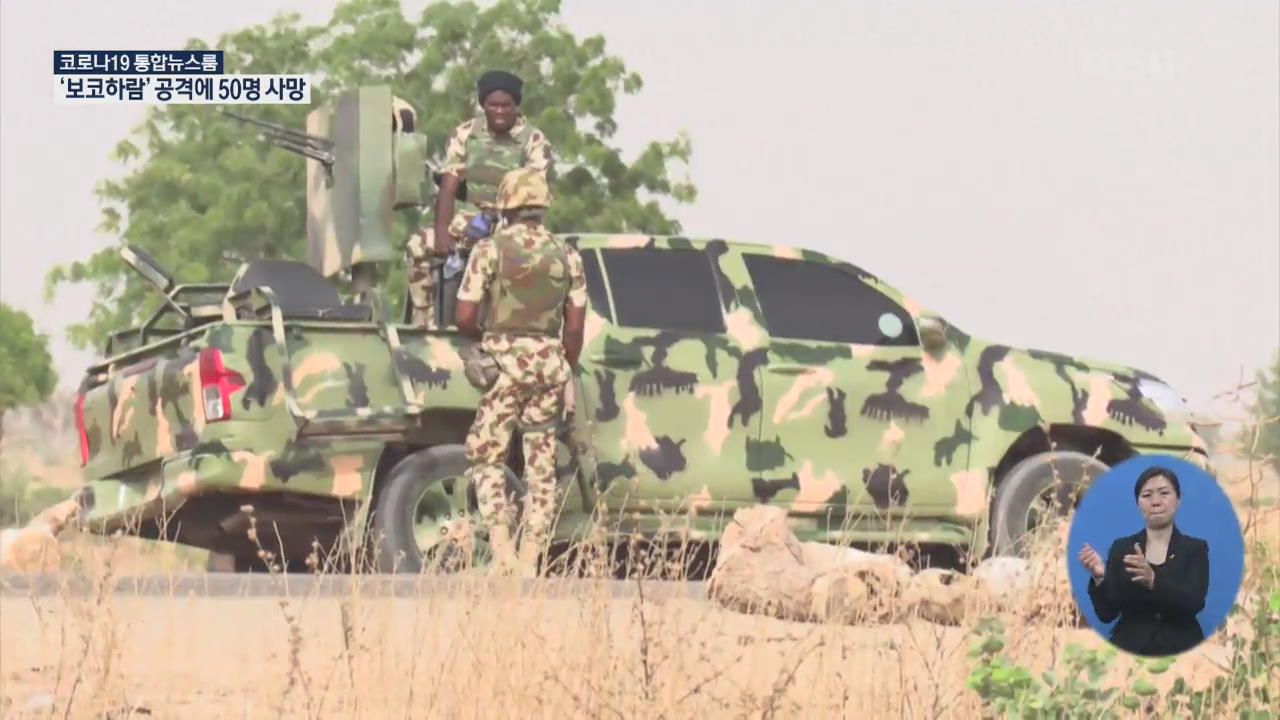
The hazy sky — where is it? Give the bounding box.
[2,1,1276,415]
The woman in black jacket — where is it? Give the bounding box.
[1077,465,1211,657]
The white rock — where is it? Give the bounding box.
[22,693,54,712]
[972,556,1030,596]
[0,526,60,573]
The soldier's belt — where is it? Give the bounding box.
[521,418,559,434]
[485,330,555,337]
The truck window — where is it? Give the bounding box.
[743,254,918,346]
[600,247,726,333]
[579,249,613,322]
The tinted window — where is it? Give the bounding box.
[579,249,613,321]
[601,248,725,333]
[743,255,918,346]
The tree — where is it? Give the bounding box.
[0,303,58,444]
[44,0,697,352]
[1241,349,1280,475]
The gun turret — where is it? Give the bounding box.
[232,86,433,294]
[223,110,336,170]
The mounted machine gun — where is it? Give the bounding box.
[225,86,434,320]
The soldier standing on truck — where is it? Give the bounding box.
[405,69,555,329]
[454,168,586,577]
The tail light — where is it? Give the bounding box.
[74,393,90,466]
[199,348,247,423]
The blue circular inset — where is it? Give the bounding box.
[878,313,904,338]
[1066,454,1245,656]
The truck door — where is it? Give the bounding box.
[573,241,763,514]
[734,247,974,526]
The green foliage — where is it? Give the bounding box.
[0,468,73,528]
[1161,544,1279,720]
[45,0,697,352]
[1241,349,1280,475]
[966,617,1131,718]
[966,547,1279,718]
[0,303,58,419]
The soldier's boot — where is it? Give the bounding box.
[486,524,519,577]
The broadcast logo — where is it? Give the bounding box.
[53,50,310,105]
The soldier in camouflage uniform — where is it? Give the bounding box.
[454,167,586,577]
[406,69,554,329]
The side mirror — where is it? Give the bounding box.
[918,316,949,354]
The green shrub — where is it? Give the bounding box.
[0,468,31,527]
[966,541,1279,719]
[0,468,73,527]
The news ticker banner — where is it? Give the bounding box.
[54,50,310,105]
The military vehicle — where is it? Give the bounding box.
[67,86,1211,573]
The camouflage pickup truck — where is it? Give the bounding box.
[69,86,1210,573]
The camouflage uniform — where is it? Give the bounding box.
[457,169,585,573]
[405,111,553,329]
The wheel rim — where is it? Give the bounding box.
[410,474,490,573]
[1024,482,1080,533]
[1014,464,1101,554]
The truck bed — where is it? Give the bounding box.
[74,278,486,537]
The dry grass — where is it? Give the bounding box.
[3,490,1274,718]
[1,394,81,491]
[1,396,1277,718]
[0,572,1249,719]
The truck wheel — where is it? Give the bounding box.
[371,445,525,574]
[205,551,271,573]
[206,551,237,573]
[988,450,1109,558]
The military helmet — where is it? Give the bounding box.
[496,168,551,210]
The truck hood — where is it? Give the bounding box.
[1014,344,1208,426]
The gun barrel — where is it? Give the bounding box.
[260,127,333,152]
[223,110,335,154]
[263,133,336,165]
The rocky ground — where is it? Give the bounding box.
[1,399,1276,718]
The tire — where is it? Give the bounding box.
[206,551,238,573]
[205,550,271,573]
[370,444,524,574]
[988,450,1109,558]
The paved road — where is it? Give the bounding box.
[0,572,709,599]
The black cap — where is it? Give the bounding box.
[477,69,523,105]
